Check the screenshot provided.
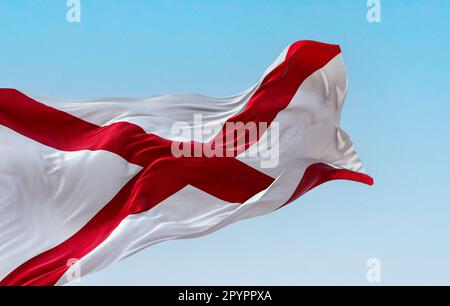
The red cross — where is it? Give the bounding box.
[0,41,358,285]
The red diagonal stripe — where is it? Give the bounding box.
[284,163,373,208]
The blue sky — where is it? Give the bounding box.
[0,0,449,285]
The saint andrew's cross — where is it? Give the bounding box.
[0,41,361,285]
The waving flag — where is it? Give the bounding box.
[0,41,372,286]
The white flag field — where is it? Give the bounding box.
[0,40,373,285]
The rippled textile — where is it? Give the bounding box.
[0,41,372,286]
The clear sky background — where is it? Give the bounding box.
[0,0,449,285]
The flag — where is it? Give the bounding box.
[0,40,373,286]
